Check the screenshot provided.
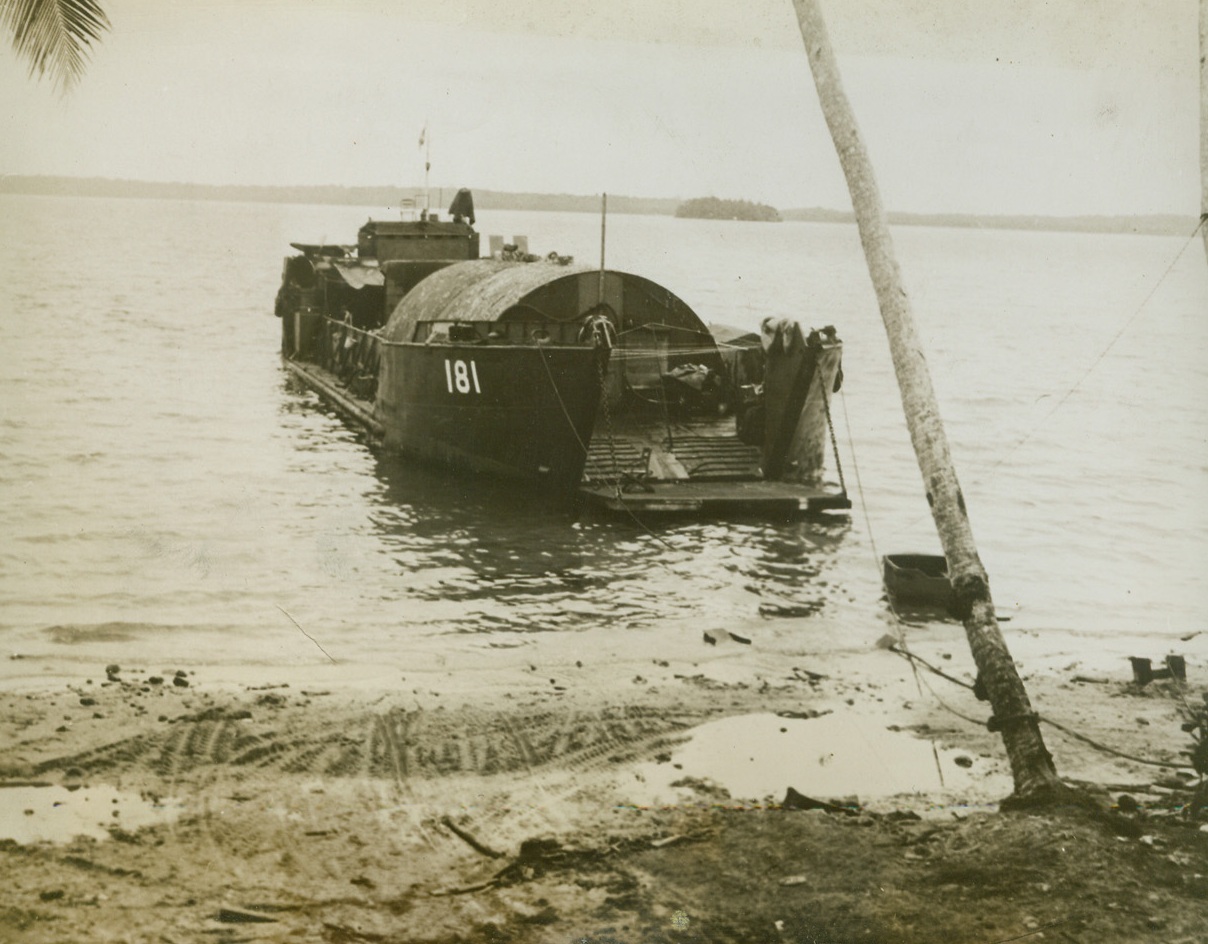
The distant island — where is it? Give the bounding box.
[675,197,781,222]
[0,176,1196,237]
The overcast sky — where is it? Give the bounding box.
[1,0,1199,214]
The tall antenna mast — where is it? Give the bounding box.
[424,124,432,218]
[598,192,608,304]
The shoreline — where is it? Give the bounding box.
[3,625,1205,941]
[0,182,1196,237]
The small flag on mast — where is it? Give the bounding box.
[418,123,427,149]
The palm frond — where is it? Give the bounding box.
[2,0,110,93]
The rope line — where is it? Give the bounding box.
[838,389,880,570]
[818,372,846,496]
[593,333,623,496]
[838,383,941,779]
[831,220,1207,778]
[615,322,713,339]
[878,215,1207,545]
[889,643,1195,772]
[1040,713,1191,772]
[604,345,727,358]
[887,643,975,691]
[982,215,1206,480]
[276,604,337,664]
[534,342,592,458]
[534,340,677,552]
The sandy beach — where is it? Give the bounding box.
[3,621,1206,943]
[2,1,1204,939]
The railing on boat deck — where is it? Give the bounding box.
[314,315,380,402]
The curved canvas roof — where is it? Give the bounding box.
[380,260,592,343]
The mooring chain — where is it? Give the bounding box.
[590,318,623,498]
[533,317,626,502]
[534,342,591,459]
[819,367,847,497]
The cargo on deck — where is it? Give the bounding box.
[273,190,850,517]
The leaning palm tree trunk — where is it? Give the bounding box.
[1201,0,1207,262]
[791,0,1068,803]
[2,0,110,93]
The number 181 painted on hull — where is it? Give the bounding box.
[444,359,481,394]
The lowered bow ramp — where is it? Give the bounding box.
[576,320,850,516]
[578,480,850,515]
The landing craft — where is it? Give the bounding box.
[274,190,850,516]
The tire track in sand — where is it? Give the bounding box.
[34,703,708,784]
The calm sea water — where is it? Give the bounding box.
[1,194,1205,673]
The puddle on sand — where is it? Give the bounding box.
[628,712,1012,809]
[0,784,183,844]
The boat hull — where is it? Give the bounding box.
[882,554,953,609]
[376,341,606,489]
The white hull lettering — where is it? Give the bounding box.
[445,359,481,394]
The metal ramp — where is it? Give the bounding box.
[665,434,762,480]
[581,425,762,485]
[581,439,650,485]
[579,420,848,516]
[578,480,851,516]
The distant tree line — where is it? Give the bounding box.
[0,176,679,216]
[675,197,782,222]
[0,176,1195,237]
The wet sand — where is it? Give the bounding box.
[2,625,1207,942]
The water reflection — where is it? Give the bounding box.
[627,712,1012,807]
[0,784,183,844]
[364,445,853,635]
[5,196,1205,667]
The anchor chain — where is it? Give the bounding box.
[819,367,847,497]
[590,317,623,498]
